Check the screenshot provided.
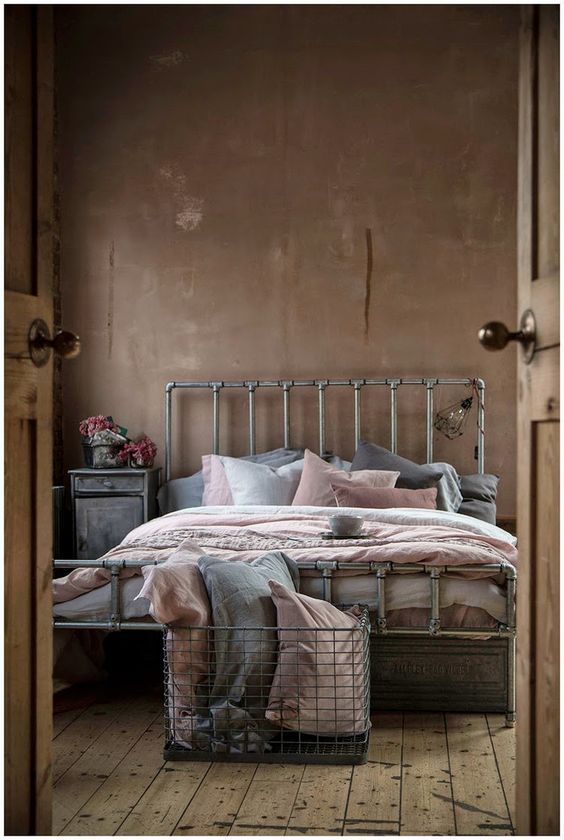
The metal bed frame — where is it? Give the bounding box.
[164,377,486,481]
[54,376,516,726]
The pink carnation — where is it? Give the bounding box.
[118,436,157,466]
[79,415,118,438]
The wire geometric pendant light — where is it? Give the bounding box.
[433,395,474,439]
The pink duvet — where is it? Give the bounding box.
[53,509,517,613]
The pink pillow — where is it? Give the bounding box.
[202,454,234,505]
[292,448,399,507]
[139,551,212,749]
[332,484,438,510]
[265,580,369,735]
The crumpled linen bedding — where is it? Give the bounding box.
[53,505,517,745]
[53,505,517,610]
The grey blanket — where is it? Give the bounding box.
[197,551,299,753]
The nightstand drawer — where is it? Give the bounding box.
[75,496,144,558]
[74,474,145,494]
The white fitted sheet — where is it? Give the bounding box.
[53,569,507,624]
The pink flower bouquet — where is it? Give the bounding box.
[79,415,118,439]
[118,436,157,468]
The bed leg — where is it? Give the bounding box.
[505,633,516,728]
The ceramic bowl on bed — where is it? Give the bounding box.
[328,513,365,537]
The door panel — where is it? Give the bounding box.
[516,5,559,836]
[533,422,559,834]
[4,6,54,835]
[535,5,559,279]
[5,7,36,295]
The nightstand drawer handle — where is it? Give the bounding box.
[102,479,114,488]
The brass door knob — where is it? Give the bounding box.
[29,319,81,367]
[478,308,536,364]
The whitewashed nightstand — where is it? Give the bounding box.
[70,467,161,559]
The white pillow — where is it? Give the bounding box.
[220,456,305,505]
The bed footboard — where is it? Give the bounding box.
[53,557,516,726]
[313,558,516,727]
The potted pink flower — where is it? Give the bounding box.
[79,415,118,439]
[79,415,128,468]
[118,436,157,468]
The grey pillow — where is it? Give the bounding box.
[325,454,352,471]
[351,441,443,490]
[430,462,463,513]
[157,472,205,514]
[198,552,299,751]
[458,474,500,525]
[157,447,304,514]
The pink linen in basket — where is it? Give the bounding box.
[265,580,369,736]
[138,542,213,749]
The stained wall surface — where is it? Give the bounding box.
[57,5,519,514]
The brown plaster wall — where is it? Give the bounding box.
[57,5,519,514]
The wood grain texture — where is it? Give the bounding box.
[4,420,35,834]
[286,765,352,835]
[53,706,87,738]
[229,764,305,835]
[344,712,402,836]
[534,421,560,835]
[487,714,516,827]
[53,697,161,833]
[53,693,515,836]
[173,763,257,835]
[447,714,511,835]
[400,714,455,836]
[536,6,559,279]
[516,5,560,836]
[117,763,210,836]
[61,717,164,835]
[4,7,55,834]
[4,6,34,295]
[53,696,133,784]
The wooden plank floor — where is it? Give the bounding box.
[53,689,515,836]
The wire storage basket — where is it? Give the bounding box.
[163,607,371,764]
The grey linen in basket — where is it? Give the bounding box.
[197,551,299,753]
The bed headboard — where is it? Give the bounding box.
[164,377,485,482]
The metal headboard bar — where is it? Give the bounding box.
[283,382,291,449]
[164,377,485,482]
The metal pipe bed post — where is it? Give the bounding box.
[476,379,485,473]
[353,381,362,450]
[429,568,441,635]
[165,383,174,482]
[505,564,517,727]
[426,380,435,463]
[247,382,257,455]
[321,567,333,603]
[389,380,399,453]
[109,564,121,630]
[282,382,291,449]
[375,568,387,632]
[212,383,221,455]
[318,381,327,455]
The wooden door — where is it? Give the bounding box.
[516,6,559,836]
[5,6,55,834]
